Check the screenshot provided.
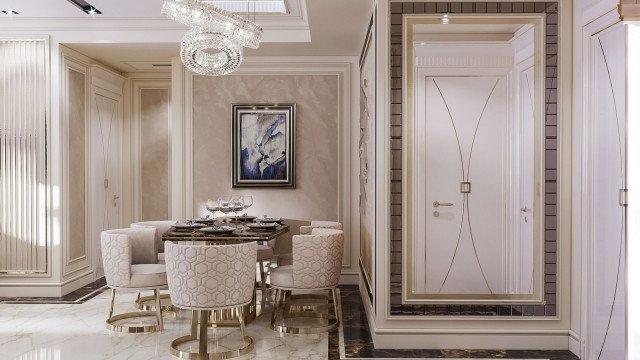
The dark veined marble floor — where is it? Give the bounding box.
[330,285,580,360]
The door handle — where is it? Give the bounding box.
[520,206,531,212]
[113,194,119,207]
[433,201,454,207]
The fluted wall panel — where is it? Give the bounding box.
[0,39,48,274]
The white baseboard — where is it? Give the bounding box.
[568,330,581,357]
[0,271,95,297]
[339,272,359,285]
[60,271,97,296]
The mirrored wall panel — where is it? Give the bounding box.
[404,15,546,303]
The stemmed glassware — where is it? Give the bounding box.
[242,195,253,216]
[231,195,244,224]
[205,199,220,220]
[217,196,233,224]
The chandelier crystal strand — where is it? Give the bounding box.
[162,0,263,48]
[180,29,243,76]
[163,0,262,76]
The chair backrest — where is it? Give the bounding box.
[164,242,257,310]
[299,221,342,235]
[130,220,175,253]
[100,227,157,288]
[292,228,344,289]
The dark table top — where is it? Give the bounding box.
[162,223,290,243]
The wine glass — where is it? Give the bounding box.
[205,199,220,219]
[231,195,244,224]
[218,196,232,224]
[242,195,253,216]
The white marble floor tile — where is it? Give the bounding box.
[0,289,328,360]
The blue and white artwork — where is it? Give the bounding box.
[233,104,295,188]
[240,112,287,180]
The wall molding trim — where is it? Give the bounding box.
[0,35,52,279]
[60,52,92,279]
[128,78,171,223]
[415,55,514,68]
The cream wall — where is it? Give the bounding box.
[191,75,340,222]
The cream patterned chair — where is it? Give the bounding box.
[257,243,274,295]
[277,221,342,267]
[130,220,176,311]
[130,220,176,263]
[165,241,257,360]
[100,227,166,333]
[270,228,344,334]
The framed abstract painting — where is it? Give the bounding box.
[232,104,296,188]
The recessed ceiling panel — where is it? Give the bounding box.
[207,1,288,14]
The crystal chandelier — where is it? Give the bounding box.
[162,0,263,76]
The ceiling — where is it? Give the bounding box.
[1,0,373,72]
[0,0,289,18]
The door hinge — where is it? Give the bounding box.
[620,188,628,207]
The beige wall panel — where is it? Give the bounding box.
[68,69,86,260]
[191,75,340,254]
[140,88,170,221]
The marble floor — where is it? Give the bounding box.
[0,284,580,360]
[0,288,327,360]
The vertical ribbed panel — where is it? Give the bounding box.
[0,39,48,274]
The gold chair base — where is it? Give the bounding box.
[106,288,163,334]
[135,293,179,313]
[171,309,254,360]
[106,311,160,333]
[208,305,255,328]
[270,288,340,334]
[170,334,254,360]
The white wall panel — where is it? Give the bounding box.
[0,38,48,274]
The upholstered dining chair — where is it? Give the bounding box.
[257,243,274,295]
[270,228,344,334]
[130,220,176,312]
[100,227,166,333]
[277,221,343,267]
[165,241,257,360]
[130,220,176,263]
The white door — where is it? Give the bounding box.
[421,76,507,294]
[89,88,122,278]
[518,65,535,294]
[588,23,626,360]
